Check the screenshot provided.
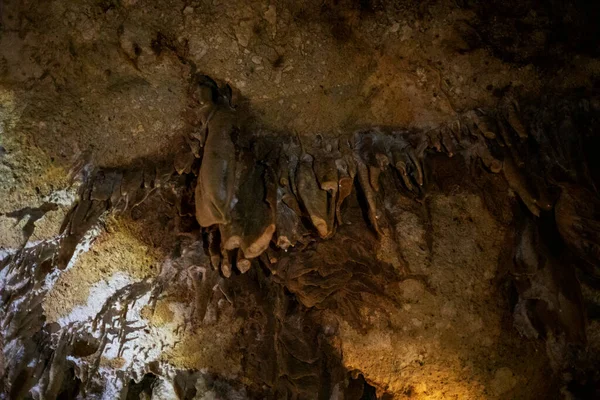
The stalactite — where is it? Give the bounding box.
[2,76,599,398]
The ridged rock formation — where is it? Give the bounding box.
[1,75,599,398]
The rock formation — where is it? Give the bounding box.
[1,0,600,398]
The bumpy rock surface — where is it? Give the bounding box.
[1,0,600,399]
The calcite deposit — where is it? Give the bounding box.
[1,0,600,399]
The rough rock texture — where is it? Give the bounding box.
[1,0,600,399]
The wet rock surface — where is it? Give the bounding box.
[1,0,600,399]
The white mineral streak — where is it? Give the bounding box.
[24,239,43,249]
[58,272,133,327]
[0,249,15,263]
[43,187,78,207]
[151,376,179,400]
[28,384,42,400]
[1,216,245,398]
[100,368,125,400]
[0,258,9,285]
[0,221,106,397]
[54,258,193,392]
[68,291,193,396]
[103,293,187,372]
[0,219,103,302]
[63,223,103,272]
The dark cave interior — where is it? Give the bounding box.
[1,0,600,399]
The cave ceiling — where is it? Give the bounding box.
[1,0,600,399]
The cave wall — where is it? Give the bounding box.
[1,0,600,399]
